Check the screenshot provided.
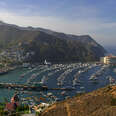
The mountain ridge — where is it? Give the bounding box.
[0,21,106,63]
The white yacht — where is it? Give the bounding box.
[44,59,51,65]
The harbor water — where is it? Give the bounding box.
[0,63,115,103]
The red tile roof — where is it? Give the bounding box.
[6,102,17,111]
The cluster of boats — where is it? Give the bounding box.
[72,64,94,86]
[89,65,110,83]
[20,63,107,89]
[10,62,116,105]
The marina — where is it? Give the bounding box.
[0,63,115,103]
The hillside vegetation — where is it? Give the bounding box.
[40,86,116,116]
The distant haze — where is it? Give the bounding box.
[0,0,115,46]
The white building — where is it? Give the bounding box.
[100,55,116,64]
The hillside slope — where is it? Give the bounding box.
[40,86,116,116]
[0,21,106,62]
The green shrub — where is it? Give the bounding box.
[16,104,29,112]
[111,97,116,106]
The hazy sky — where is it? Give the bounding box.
[0,0,115,46]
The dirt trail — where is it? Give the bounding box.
[65,103,71,116]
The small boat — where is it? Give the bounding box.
[109,76,115,84]
[80,86,85,90]
[61,91,66,96]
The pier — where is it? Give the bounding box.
[0,83,75,91]
[0,83,48,91]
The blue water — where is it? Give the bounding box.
[0,64,115,103]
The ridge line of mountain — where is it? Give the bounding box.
[0,21,106,63]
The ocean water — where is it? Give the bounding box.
[0,64,115,103]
